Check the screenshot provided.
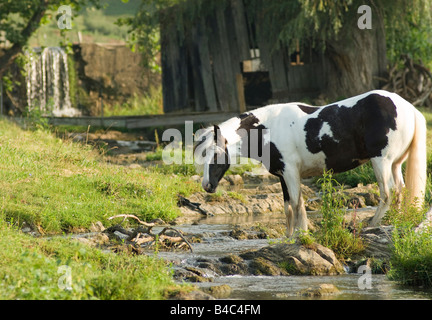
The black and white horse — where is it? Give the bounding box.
[194,90,427,237]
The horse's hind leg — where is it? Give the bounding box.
[370,158,395,226]
[392,160,405,207]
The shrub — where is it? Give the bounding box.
[385,191,432,287]
[388,226,432,287]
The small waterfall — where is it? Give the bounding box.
[26,47,81,117]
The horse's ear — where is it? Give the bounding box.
[213,125,220,143]
[213,125,226,148]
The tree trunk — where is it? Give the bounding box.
[322,12,387,99]
[0,0,48,77]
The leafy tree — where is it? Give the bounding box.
[123,0,432,70]
[0,0,100,76]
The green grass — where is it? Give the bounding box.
[0,119,199,234]
[315,170,364,260]
[103,86,163,117]
[387,226,432,287]
[0,222,180,299]
[383,188,432,287]
[332,162,376,187]
[0,118,201,299]
[29,0,141,47]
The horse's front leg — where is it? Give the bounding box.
[279,177,294,237]
[280,173,308,237]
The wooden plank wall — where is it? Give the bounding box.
[161,0,326,113]
[161,0,251,113]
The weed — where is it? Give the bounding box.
[103,87,163,117]
[388,226,432,287]
[383,189,427,228]
[298,230,316,247]
[315,170,364,259]
[384,189,432,287]
[227,191,247,203]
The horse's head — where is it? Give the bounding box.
[194,125,230,193]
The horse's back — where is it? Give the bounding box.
[306,90,417,172]
[257,90,418,175]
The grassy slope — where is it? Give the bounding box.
[0,225,178,299]
[0,120,199,234]
[0,119,198,299]
[29,0,142,47]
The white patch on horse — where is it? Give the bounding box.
[262,128,271,145]
[318,122,338,142]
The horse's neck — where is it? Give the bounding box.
[219,124,242,159]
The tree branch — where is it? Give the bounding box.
[0,0,49,76]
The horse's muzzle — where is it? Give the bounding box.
[203,183,216,193]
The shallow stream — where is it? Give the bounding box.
[153,214,432,300]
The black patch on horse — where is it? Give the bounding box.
[236,113,285,175]
[207,125,230,192]
[237,112,258,130]
[298,104,320,115]
[304,94,397,173]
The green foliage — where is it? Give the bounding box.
[332,163,377,187]
[384,1,432,67]
[0,0,100,46]
[149,162,196,176]
[388,226,432,287]
[315,170,364,259]
[0,223,179,299]
[383,189,428,228]
[103,86,163,117]
[298,230,316,247]
[122,0,432,73]
[382,179,432,287]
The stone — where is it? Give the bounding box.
[113,230,129,241]
[127,163,142,169]
[170,290,215,300]
[361,226,394,259]
[203,285,232,299]
[219,254,244,264]
[225,174,244,186]
[74,233,110,247]
[299,284,340,297]
[240,242,344,276]
[249,257,288,276]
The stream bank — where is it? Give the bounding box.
[42,134,432,300]
[64,212,432,300]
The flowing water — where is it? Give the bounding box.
[153,214,432,300]
[26,47,81,117]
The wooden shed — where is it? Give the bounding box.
[160,0,386,113]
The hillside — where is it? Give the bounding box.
[29,0,141,47]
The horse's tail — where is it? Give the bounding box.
[405,108,427,206]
